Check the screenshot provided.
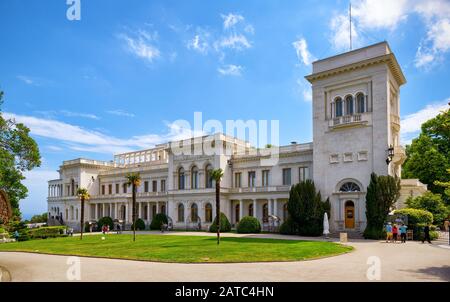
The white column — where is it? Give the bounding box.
[268,199,273,216]
[239,200,243,221]
[147,202,150,222]
[253,199,257,219]
[273,199,278,218]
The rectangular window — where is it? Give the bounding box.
[123,183,127,194]
[101,185,105,195]
[248,171,256,188]
[144,181,149,193]
[108,184,112,195]
[234,172,242,188]
[152,180,157,192]
[282,168,292,186]
[262,170,270,187]
[299,167,310,182]
[115,183,119,194]
[161,179,166,192]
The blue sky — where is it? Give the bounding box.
[0,0,449,218]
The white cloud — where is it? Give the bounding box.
[400,99,449,144]
[215,34,252,51]
[17,75,35,85]
[352,0,409,30]
[221,13,245,30]
[119,29,160,63]
[329,14,359,51]
[187,33,210,54]
[106,109,135,118]
[217,64,243,76]
[60,110,100,120]
[296,79,312,102]
[3,112,199,155]
[292,38,316,66]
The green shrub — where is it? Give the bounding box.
[0,227,6,234]
[29,226,67,239]
[150,213,168,230]
[237,216,261,234]
[394,208,434,240]
[406,192,449,225]
[209,212,231,233]
[279,218,298,235]
[132,218,146,230]
[363,227,385,240]
[97,217,114,230]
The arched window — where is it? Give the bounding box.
[178,167,185,190]
[345,95,354,115]
[178,204,184,222]
[356,93,365,113]
[339,182,361,192]
[161,205,166,215]
[335,97,343,117]
[191,203,198,223]
[205,164,213,188]
[191,166,199,189]
[263,203,269,223]
[248,204,254,217]
[205,203,212,223]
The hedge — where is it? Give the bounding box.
[237,216,261,234]
[28,226,68,239]
[208,212,232,233]
[132,218,146,230]
[97,217,114,231]
[279,218,298,235]
[150,213,168,230]
[394,208,434,240]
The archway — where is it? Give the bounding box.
[345,201,355,229]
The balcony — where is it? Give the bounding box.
[329,113,371,129]
[392,145,407,165]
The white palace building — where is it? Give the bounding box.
[47,42,427,233]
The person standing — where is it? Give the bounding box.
[422,223,432,244]
[14,230,19,242]
[444,219,449,232]
[392,224,398,243]
[399,224,408,243]
[385,222,393,243]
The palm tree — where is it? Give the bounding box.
[210,168,224,245]
[76,188,90,240]
[125,172,141,242]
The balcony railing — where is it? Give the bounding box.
[330,113,371,129]
[229,186,291,193]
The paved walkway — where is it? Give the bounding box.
[1,232,449,282]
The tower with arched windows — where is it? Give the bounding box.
[306,42,407,232]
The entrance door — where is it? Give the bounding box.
[345,201,355,229]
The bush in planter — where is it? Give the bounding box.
[279,218,298,235]
[132,218,146,230]
[97,217,114,231]
[237,216,261,234]
[208,212,231,233]
[150,213,168,230]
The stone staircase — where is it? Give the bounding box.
[329,231,365,240]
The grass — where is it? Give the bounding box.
[0,234,353,263]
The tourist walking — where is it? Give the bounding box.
[14,230,19,241]
[444,219,449,232]
[385,222,393,243]
[392,224,398,243]
[399,224,408,243]
[422,223,432,244]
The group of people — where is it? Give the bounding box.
[101,224,110,234]
[385,222,408,243]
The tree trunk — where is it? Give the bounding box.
[132,184,136,242]
[216,180,220,245]
[80,198,85,240]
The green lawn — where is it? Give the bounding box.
[0,234,353,263]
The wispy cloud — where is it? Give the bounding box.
[218,64,243,76]
[221,13,245,30]
[3,112,199,155]
[106,109,135,118]
[292,38,316,66]
[119,29,160,63]
[400,99,449,144]
[16,75,52,87]
[215,34,252,51]
[187,31,210,54]
[34,110,100,120]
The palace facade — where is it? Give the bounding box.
[47,42,426,233]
